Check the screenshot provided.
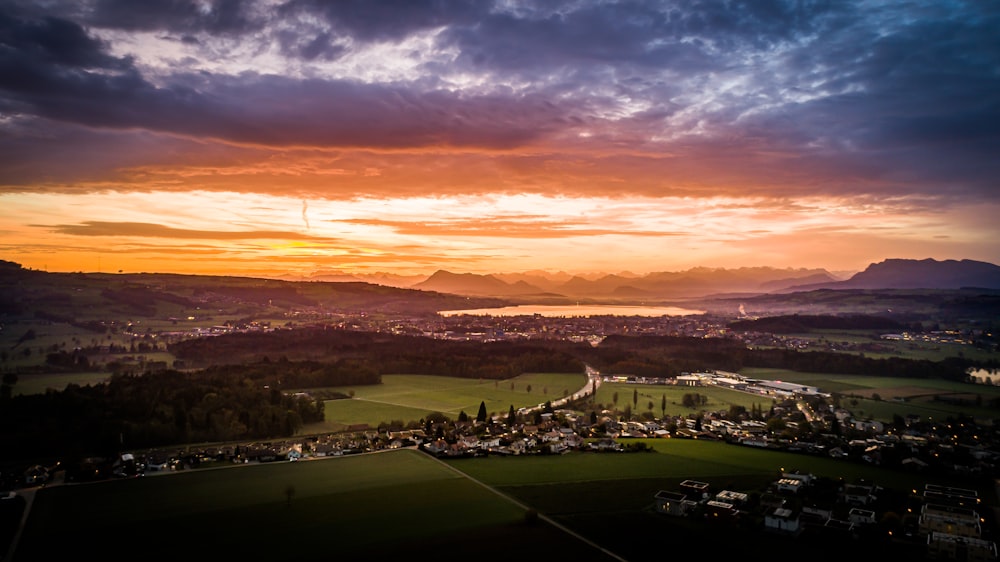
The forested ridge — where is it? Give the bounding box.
[727,314,907,333]
[170,326,587,377]
[583,334,989,381]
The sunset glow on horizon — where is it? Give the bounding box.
[2,1,998,279]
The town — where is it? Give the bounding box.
[11,366,995,561]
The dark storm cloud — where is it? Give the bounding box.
[0,64,579,148]
[439,0,838,74]
[0,6,122,70]
[88,0,259,34]
[0,5,585,149]
[277,0,490,43]
[1,0,998,202]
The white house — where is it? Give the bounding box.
[765,507,801,534]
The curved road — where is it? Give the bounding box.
[520,365,600,415]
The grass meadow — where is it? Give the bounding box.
[776,329,998,363]
[15,449,617,561]
[444,438,991,560]
[17,440,988,562]
[591,381,773,419]
[740,367,1000,424]
[303,372,587,432]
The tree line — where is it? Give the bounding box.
[169,327,587,378]
[0,361,338,462]
[584,334,990,381]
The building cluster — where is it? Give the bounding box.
[654,475,996,561]
[336,312,732,343]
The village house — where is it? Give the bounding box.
[842,482,878,505]
[653,490,691,516]
[764,507,801,535]
[919,503,983,538]
[927,533,998,562]
[679,479,710,500]
[704,500,739,523]
[848,507,876,526]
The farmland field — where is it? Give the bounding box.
[782,329,997,363]
[591,381,773,418]
[444,438,993,561]
[303,372,588,432]
[11,439,998,562]
[738,368,1000,423]
[11,371,111,396]
[14,449,617,561]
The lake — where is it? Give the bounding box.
[437,304,705,317]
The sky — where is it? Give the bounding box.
[1,0,998,279]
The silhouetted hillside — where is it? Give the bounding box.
[412,270,546,296]
[784,258,1000,291]
[728,314,905,333]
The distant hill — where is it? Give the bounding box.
[411,270,547,296]
[542,267,837,299]
[783,259,1000,291]
[0,262,508,323]
[756,272,840,291]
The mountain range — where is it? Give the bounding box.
[293,258,1000,300]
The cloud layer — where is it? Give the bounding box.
[1,0,998,275]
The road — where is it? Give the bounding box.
[520,364,600,415]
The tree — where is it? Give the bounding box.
[458,410,469,422]
[660,393,666,417]
[613,392,619,406]
[476,401,488,423]
[526,384,532,393]
[632,388,638,407]
[507,404,516,427]
[647,400,654,411]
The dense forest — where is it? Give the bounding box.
[0,361,343,462]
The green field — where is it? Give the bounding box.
[10,371,111,395]
[782,329,998,363]
[303,372,588,432]
[739,368,1000,423]
[15,449,617,561]
[592,381,773,418]
[444,439,992,560]
[13,439,996,562]
[447,438,943,490]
